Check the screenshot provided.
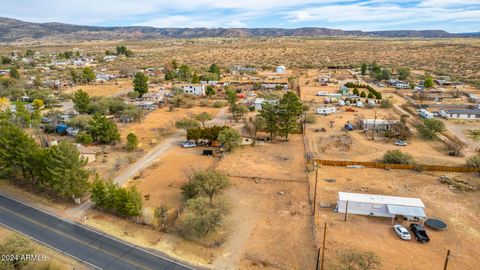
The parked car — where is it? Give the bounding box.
[66,127,80,136]
[393,224,411,240]
[410,223,430,243]
[41,117,51,123]
[181,141,196,148]
[394,140,408,146]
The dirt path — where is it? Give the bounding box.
[66,108,227,220]
[211,186,259,270]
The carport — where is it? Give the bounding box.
[387,204,427,224]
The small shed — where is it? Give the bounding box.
[337,192,427,222]
[76,144,97,163]
[360,119,399,131]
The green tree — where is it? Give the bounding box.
[191,169,230,206]
[225,88,238,117]
[383,150,414,164]
[336,249,382,270]
[423,118,445,133]
[70,68,80,83]
[126,132,138,151]
[180,197,228,238]
[133,72,149,97]
[42,141,90,199]
[209,63,221,77]
[195,112,213,128]
[232,104,249,122]
[277,92,303,140]
[164,69,175,81]
[14,102,31,127]
[9,67,20,80]
[424,77,434,88]
[361,63,367,76]
[171,59,179,69]
[360,91,367,98]
[82,67,95,84]
[178,64,192,81]
[218,127,241,152]
[88,113,120,144]
[353,88,360,96]
[367,92,374,99]
[259,101,278,140]
[90,174,107,207]
[175,118,200,132]
[398,67,410,81]
[191,72,200,84]
[205,85,216,97]
[76,132,94,144]
[0,121,39,181]
[72,89,91,113]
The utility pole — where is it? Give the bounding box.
[315,247,321,270]
[344,200,349,222]
[313,164,319,216]
[443,249,451,270]
[320,222,327,270]
[372,110,377,140]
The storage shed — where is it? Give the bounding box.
[337,192,427,222]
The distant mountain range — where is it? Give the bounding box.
[0,17,479,42]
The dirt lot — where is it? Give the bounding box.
[212,135,316,269]
[309,167,480,270]
[304,106,467,165]
[64,78,132,96]
[0,225,89,270]
[118,106,220,148]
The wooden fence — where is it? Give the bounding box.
[311,159,480,173]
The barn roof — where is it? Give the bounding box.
[338,192,425,208]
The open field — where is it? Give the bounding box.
[309,167,480,270]
[118,106,220,148]
[3,38,480,86]
[64,78,132,96]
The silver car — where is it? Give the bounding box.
[393,224,411,240]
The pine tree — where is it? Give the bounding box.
[259,101,278,140]
[133,72,149,97]
[126,132,138,150]
[277,92,303,140]
[41,141,90,200]
[72,89,91,113]
[88,113,120,144]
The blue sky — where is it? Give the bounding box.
[2,0,480,32]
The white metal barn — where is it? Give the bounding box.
[337,192,427,221]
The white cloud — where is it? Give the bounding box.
[0,0,479,32]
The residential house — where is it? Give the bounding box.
[315,107,336,115]
[183,85,205,96]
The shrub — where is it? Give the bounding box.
[466,154,480,168]
[380,99,393,108]
[305,113,317,124]
[212,100,226,108]
[75,132,93,144]
[383,150,415,164]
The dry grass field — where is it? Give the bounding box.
[3,38,480,86]
[309,167,480,270]
[64,78,133,96]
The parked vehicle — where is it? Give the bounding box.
[181,141,196,148]
[41,117,51,123]
[393,224,411,240]
[394,140,408,146]
[410,223,430,243]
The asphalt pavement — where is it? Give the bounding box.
[0,193,196,270]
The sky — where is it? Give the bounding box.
[2,0,480,33]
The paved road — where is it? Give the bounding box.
[0,193,195,270]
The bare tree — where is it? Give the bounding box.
[447,136,467,156]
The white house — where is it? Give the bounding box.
[439,109,480,119]
[360,119,399,131]
[103,55,116,61]
[316,91,328,96]
[276,66,286,74]
[337,192,427,221]
[136,101,158,110]
[183,85,205,96]
[254,98,278,111]
[395,82,409,89]
[315,107,336,115]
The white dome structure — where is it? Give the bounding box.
[276,65,286,74]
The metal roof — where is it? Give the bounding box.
[338,192,425,208]
[445,109,480,115]
[387,204,426,218]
